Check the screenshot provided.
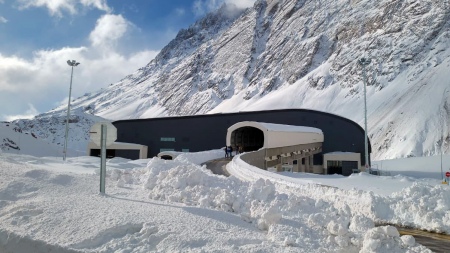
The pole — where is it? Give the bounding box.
[63,65,74,161]
[100,124,107,193]
[358,58,371,169]
[441,145,444,181]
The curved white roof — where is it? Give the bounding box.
[256,122,323,134]
[227,121,324,149]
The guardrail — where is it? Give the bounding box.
[239,149,266,169]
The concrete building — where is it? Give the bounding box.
[101,109,371,176]
[87,142,148,159]
[226,121,324,172]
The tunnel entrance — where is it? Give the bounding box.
[160,155,173,160]
[230,127,264,152]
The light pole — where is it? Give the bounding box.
[63,60,80,161]
[358,57,371,169]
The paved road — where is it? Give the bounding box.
[202,158,231,177]
[397,227,450,253]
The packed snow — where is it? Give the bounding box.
[3,149,450,252]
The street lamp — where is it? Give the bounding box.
[358,57,371,169]
[63,60,80,161]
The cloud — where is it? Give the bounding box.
[17,0,111,16]
[3,103,39,121]
[193,0,255,16]
[0,16,7,23]
[0,12,159,121]
[89,14,129,48]
[0,47,159,120]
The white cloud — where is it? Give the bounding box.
[193,0,255,16]
[0,13,159,121]
[3,103,39,121]
[0,16,7,23]
[227,0,255,9]
[17,0,111,16]
[89,14,129,48]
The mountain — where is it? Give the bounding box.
[0,122,62,157]
[14,0,450,160]
[10,108,105,156]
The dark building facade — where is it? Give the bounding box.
[112,109,371,167]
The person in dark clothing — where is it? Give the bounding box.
[228,146,233,158]
[224,146,228,158]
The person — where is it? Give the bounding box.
[224,146,228,158]
[228,146,233,158]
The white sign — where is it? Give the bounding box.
[90,122,117,147]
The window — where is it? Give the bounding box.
[327,160,342,167]
[182,149,189,152]
[160,148,175,152]
[160,137,175,142]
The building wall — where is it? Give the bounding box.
[266,131,324,148]
[323,153,362,176]
[87,142,148,159]
[112,109,371,165]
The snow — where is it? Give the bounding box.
[256,122,323,134]
[1,149,446,252]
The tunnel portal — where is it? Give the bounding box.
[230,126,264,152]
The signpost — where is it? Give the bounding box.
[443,172,450,185]
[90,122,117,194]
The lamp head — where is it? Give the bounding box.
[67,60,80,66]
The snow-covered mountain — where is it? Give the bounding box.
[17,0,450,160]
[0,122,62,157]
[9,108,105,156]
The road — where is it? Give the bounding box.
[397,227,450,253]
[202,158,231,177]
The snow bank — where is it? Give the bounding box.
[0,154,281,252]
[228,154,450,237]
[108,155,429,252]
[0,151,443,252]
[174,149,224,165]
[387,183,450,232]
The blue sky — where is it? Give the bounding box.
[0,0,255,121]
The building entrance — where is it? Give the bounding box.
[327,160,358,176]
[230,127,264,152]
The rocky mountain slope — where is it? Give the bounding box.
[21,0,450,160]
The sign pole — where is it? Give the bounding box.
[89,121,117,194]
[100,124,107,193]
[444,171,450,185]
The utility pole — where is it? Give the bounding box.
[358,57,371,169]
[63,60,80,161]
